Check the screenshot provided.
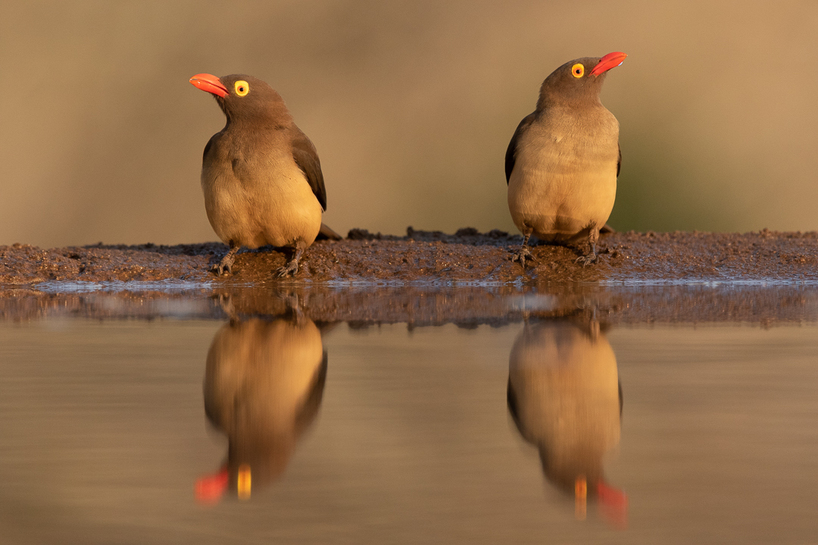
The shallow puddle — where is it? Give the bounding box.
[1,287,817,543]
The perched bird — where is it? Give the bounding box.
[505,52,627,267]
[190,73,329,277]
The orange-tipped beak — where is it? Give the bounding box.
[190,73,228,98]
[590,52,627,76]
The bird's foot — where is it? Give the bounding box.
[210,263,231,276]
[576,230,600,267]
[211,246,239,276]
[575,252,598,267]
[211,258,234,276]
[275,258,300,278]
[275,246,305,279]
[511,247,535,269]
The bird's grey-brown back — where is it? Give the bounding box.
[506,53,626,267]
[191,72,326,277]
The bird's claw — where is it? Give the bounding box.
[511,247,535,269]
[210,262,232,276]
[211,249,238,276]
[275,260,299,278]
[575,253,598,267]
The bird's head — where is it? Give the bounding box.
[190,73,290,124]
[538,52,626,109]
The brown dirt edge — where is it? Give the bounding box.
[1,227,817,325]
[2,227,817,286]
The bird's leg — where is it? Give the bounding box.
[511,231,535,269]
[575,228,600,266]
[275,245,304,278]
[212,242,240,276]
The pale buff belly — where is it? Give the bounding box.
[203,168,322,249]
[508,163,616,243]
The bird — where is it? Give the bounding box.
[189,73,329,277]
[195,316,327,503]
[507,319,627,526]
[505,52,627,267]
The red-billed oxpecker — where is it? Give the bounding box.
[505,52,627,267]
[190,73,331,277]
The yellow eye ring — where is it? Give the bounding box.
[571,64,584,78]
[234,80,249,96]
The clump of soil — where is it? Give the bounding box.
[1,227,817,286]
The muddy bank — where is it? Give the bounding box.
[2,228,817,287]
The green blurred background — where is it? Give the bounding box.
[2,1,817,248]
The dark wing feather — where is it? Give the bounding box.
[291,130,327,211]
[505,113,537,184]
[202,132,220,165]
[617,144,621,177]
[203,137,214,162]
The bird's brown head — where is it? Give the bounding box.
[537,52,626,109]
[190,73,290,124]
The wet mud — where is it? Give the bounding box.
[2,226,817,325]
[2,227,817,287]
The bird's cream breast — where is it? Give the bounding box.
[507,106,618,239]
[201,136,322,249]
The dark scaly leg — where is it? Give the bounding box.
[212,242,240,276]
[511,230,535,269]
[275,245,305,278]
[575,228,599,266]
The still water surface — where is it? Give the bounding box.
[1,297,817,543]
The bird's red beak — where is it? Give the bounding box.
[190,73,229,98]
[589,52,627,76]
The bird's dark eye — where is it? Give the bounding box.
[234,80,250,97]
[572,63,584,78]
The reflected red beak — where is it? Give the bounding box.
[190,73,228,98]
[195,466,229,504]
[590,52,627,76]
[597,480,628,529]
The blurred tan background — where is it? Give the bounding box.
[2,1,817,248]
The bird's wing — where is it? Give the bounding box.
[203,137,214,161]
[505,113,537,184]
[291,131,327,211]
[202,132,220,164]
[617,144,621,177]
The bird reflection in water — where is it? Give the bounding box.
[195,309,328,504]
[507,318,627,527]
